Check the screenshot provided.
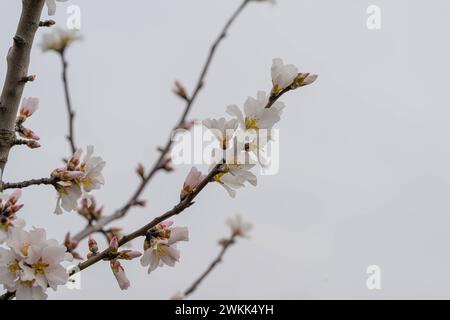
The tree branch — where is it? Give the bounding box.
[0,0,45,175]
[184,234,236,297]
[1,177,57,190]
[59,51,77,155]
[70,0,253,243]
[69,163,223,276]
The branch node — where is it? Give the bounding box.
[20,75,36,83]
[39,20,56,27]
[13,35,26,46]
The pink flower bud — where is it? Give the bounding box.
[19,97,39,118]
[88,236,98,253]
[109,236,119,253]
[180,167,204,200]
[26,140,41,149]
[10,204,24,213]
[67,148,83,170]
[8,189,22,204]
[20,127,40,141]
[110,260,130,290]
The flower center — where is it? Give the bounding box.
[245,117,259,130]
[7,261,20,274]
[32,259,50,275]
[156,244,168,258]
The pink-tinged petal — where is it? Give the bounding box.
[110,260,130,290]
[119,250,142,260]
[109,236,119,252]
[168,227,189,244]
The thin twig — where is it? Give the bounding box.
[184,234,236,297]
[71,0,253,243]
[1,177,57,190]
[59,51,77,155]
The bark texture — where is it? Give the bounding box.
[0,0,45,175]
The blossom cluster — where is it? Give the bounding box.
[0,228,73,300]
[181,58,317,199]
[52,146,106,214]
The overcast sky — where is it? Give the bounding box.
[1,0,450,299]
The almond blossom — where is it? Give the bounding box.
[0,228,73,300]
[271,58,299,94]
[226,91,284,131]
[212,170,246,198]
[203,118,238,149]
[226,214,253,238]
[180,167,205,200]
[41,27,82,53]
[45,0,68,16]
[140,221,189,274]
[52,146,105,214]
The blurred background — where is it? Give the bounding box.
[1,0,450,299]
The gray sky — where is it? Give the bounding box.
[1,0,450,299]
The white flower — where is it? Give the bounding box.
[140,221,189,274]
[40,27,81,52]
[211,160,256,198]
[45,0,68,16]
[0,228,73,300]
[20,243,73,291]
[226,91,284,131]
[212,171,245,198]
[0,220,25,245]
[226,214,252,237]
[271,58,298,94]
[54,182,82,215]
[226,163,257,187]
[292,72,318,88]
[180,167,205,200]
[79,146,106,193]
[203,118,238,149]
[51,146,105,214]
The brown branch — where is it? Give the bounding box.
[70,0,253,243]
[0,0,45,174]
[39,20,55,27]
[184,234,236,297]
[69,163,223,276]
[1,177,57,190]
[59,51,77,154]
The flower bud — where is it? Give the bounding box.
[109,236,119,253]
[88,236,98,254]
